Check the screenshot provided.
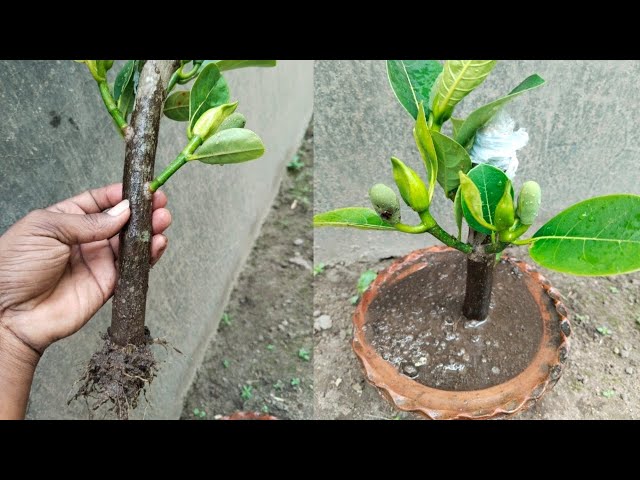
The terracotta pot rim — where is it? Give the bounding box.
[352,246,571,420]
[219,411,279,420]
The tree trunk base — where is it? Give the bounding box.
[69,329,156,420]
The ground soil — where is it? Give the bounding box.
[181,123,313,420]
[365,251,543,391]
[314,247,640,420]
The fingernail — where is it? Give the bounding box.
[107,199,130,217]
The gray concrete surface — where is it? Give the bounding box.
[0,60,313,419]
[315,60,640,263]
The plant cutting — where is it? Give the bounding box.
[71,60,275,418]
[314,60,640,419]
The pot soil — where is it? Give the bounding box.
[352,246,570,420]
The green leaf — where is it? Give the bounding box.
[189,63,230,132]
[529,195,640,276]
[357,270,378,295]
[460,164,511,234]
[189,128,264,165]
[114,60,135,101]
[313,208,396,230]
[450,117,465,138]
[212,60,276,72]
[459,171,496,232]
[115,60,138,119]
[454,187,463,240]
[455,74,545,148]
[431,131,472,197]
[413,102,437,200]
[163,90,190,121]
[432,60,496,123]
[387,60,443,120]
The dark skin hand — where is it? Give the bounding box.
[0,183,172,419]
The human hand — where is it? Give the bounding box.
[0,183,172,356]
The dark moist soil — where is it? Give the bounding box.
[314,248,640,420]
[70,329,156,420]
[365,251,542,391]
[181,122,314,420]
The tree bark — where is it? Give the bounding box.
[462,229,496,321]
[109,60,180,347]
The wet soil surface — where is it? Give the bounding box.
[181,123,313,420]
[314,247,640,420]
[365,251,542,391]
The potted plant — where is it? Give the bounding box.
[314,60,640,419]
[71,60,274,419]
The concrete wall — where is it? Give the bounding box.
[0,60,313,419]
[315,60,640,263]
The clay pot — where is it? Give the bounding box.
[220,411,278,420]
[352,246,570,420]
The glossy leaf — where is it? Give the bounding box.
[460,164,511,234]
[459,171,496,232]
[455,74,545,148]
[212,60,276,72]
[115,60,138,119]
[313,208,396,230]
[189,128,264,165]
[163,90,190,121]
[431,131,472,198]
[390,157,430,213]
[413,102,437,200]
[432,60,496,123]
[114,60,135,101]
[387,60,443,120]
[454,186,463,240]
[189,63,230,132]
[530,195,640,276]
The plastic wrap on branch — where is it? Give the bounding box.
[469,110,528,179]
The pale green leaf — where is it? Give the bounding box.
[431,131,472,198]
[210,60,277,72]
[432,60,496,123]
[189,128,264,165]
[313,208,396,230]
[413,102,437,201]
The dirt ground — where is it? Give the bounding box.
[181,123,313,420]
[314,247,640,420]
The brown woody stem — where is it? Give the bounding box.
[109,60,180,347]
[462,229,496,321]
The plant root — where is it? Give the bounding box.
[69,328,156,420]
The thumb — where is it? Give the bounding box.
[32,199,131,245]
